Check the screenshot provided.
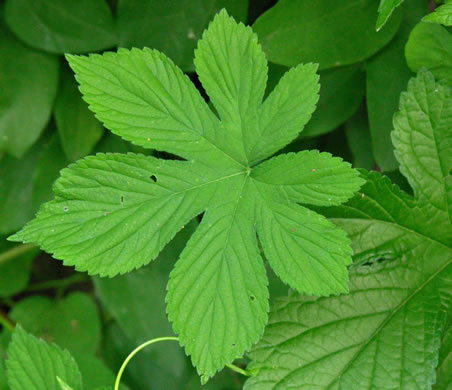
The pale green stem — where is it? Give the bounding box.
[226,363,253,377]
[0,243,36,266]
[114,337,253,389]
[114,337,179,390]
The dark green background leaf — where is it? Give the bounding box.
[0,24,59,158]
[405,22,452,86]
[117,0,248,72]
[4,0,117,54]
[253,0,402,69]
[54,68,104,162]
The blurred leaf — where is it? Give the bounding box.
[117,0,248,72]
[367,0,427,171]
[423,0,452,26]
[9,292,101,356]
[0,139,43,235]
[345,105,374,170]
[376,0,404,31]
[72,353,124,390]
[405,22,452,85]
[0,238,37,297]
[0,23,59,158]
[6,326,82,390]
[4,0,116,54]
[95,222,197,381]
[303,63,364,138]
[0,361,6,390]
[55,68,104,162]
[252,0,402,69]
[32,133,69,210]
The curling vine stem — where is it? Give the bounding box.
[114,337,253,389]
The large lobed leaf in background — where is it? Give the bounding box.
[244,70,452,389]
[10,11,364,381]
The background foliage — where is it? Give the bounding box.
[0,0,450,389]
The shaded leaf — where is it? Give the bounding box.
[252,0,402,69]
[405,22,452,86]
[4,0,116,54]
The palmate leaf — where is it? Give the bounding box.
[244,70,452,389]
[9,10,364,380]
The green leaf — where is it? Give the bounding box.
[250,63,320,164]
[245,71,452,390]
[72,353,120,390]
[245,170,452,390]
[32,134,70,210]
[252,0,402,70]
[0,238,36,297]
[0,139,43,235]
[392,69,452,241]
[423,0,452,26]
[117,0,248,72]
[434,321,452,389]
[65,49,232,167]
[11,10,363,379]
[303,64,365,138]
[405,22,452,86]
[376,0,404,31]
[345,105,375,170]
[0,23,59,158]
[55,68,104,162]
[252,151,364,207]
[6,326,82,390]
[4,0,116,54]
[9,292,101,355]
[367,0,428,171]
[0,359,7,390]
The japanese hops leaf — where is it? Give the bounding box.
[10,10,364,380]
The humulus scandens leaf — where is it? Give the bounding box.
[9,10,364,380]
[245,70,452,390]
